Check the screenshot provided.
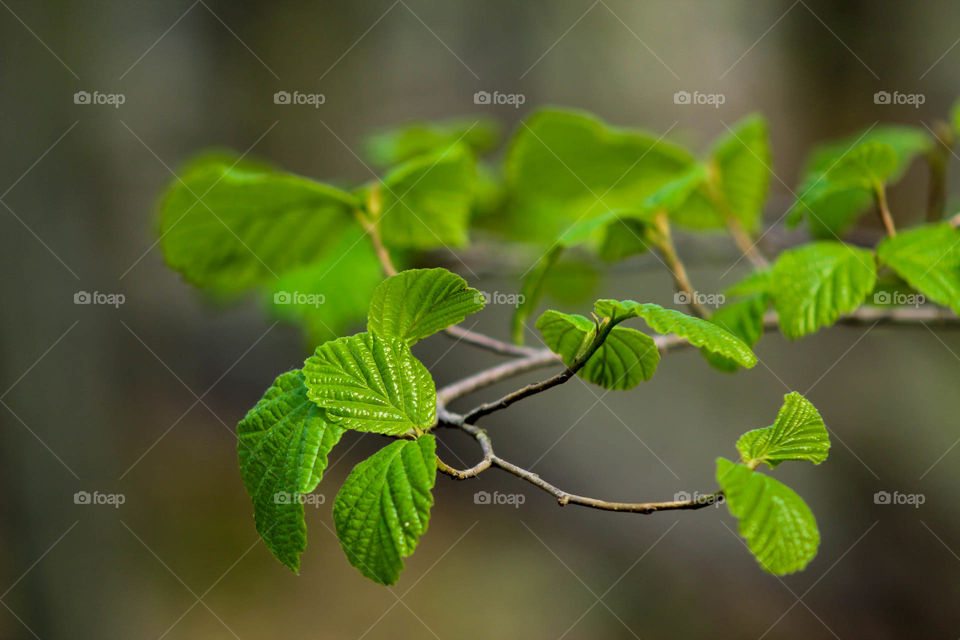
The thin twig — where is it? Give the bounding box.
[653,212,710,318]
[443,325,540,357]
[874,182,897,237]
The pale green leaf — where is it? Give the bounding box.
[368,268,485,345]
[716,458,820,575]
[379,145,476,249]
[303,332,436,435]
[599,218,653,262]
[504,109,696,241]
[708,114,772,232]
[333,435,437,585]
[877,223,960,314]
[593,300,757,368]
[364,117,500,166]
[736,392,829,468]
[158,155,360,295]
[536,310,659,390]
[237,371,345,572]
[770,242,877,339]
[825,141,898,188]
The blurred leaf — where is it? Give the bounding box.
[594,300,757,367]
[736,392,829,468]
[543,258,601,304]
[333,435,436,585]
[877,223,960,314]
[599,218,653,262]
[266,225,382,344]
[303,332,436,435]
[716,458,820,575]
[707,114,772,232]
[379,146,477,249]
[159,155,359,295]
[504,109,695,241]
[536,310,659,390]
[237,371,345,572]
[368,268,485,345]
[364,117,500,166]
[724,269,772,298]
[770,242,877,338]
[702,296,768,372]
[824,141,898,188]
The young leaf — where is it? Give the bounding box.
[877,223,960,315]
[237,371,345,572]
[716,458,820,575]
[769,242,877,339]
[702,296,768,372]
[364,117,500,166]
[303,332,436,435]
[504,108,695,241]
[158,158,360,295]
[536,310,659,390]
[599,218,653,262]
[824,141,898,189]
[333,435,437,585]
[593,300,757,368]
[378,145,476,249]
[736,392,829,468]
[707,114,772,233]
[368,268,485,345]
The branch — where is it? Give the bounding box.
[461,317,616,423]
[443,325,540,357]
[435,409,720,513]
[652,212,710,318]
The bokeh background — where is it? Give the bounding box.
[2,1,960,638]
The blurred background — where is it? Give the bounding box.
[2,1,960,637]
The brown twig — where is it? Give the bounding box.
[443,325,540,357]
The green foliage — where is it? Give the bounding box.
[378,145,477,248]
[237,371,345,572]
[368,268,485,344]
[877,223,960,315]
[824,141,898,188]
[702,296,768,372]
[364,117,500,166]
[717,458,820,575]
[303,331,436,435]
[707,114,772,232]
[333,435,437,585]
[736,392,829,468]
[769,242,877,338]
[536,310,659,390]
[159,156,360,295]
[504,108,694,241]
[594,300,758,368]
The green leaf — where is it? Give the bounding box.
[736,392,829,468]
[368,268,485,345]
[877,223,960,315]
[716,458,820,575]
[724,269,772,298]
[593,300,757,368]
[303,332,436,435]
[599,218,653,262]
[266,224,383,344]
[824,141,898,189]
[237,371,345,572]
[158,155,360,295]
[364,117,500,166]
[378,145,476,249]
[702,296,768,372]
[333,435,437,585]
[536,310,659,390]
[770,242,877,339]
[708,114,772,232]
[505,109,696,241]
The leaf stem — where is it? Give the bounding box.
[873,181,896,237]
[652,212,710,318]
